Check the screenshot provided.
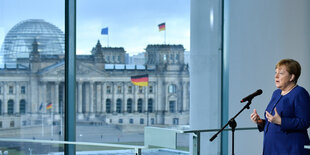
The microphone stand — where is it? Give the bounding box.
[210,100,253,155]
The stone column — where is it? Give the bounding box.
[77,82,83,113]
[102,82,106,113]
[133,85,138,112]
[15,82,20,114]
[96,82,102,113]
[122,82,126,113]
[112,82,116,113]
[89,81,94,113]
[182,82,188,112]
[54,82,59,113]
[144,86,148,112]
[42,82,47,113]
[3,83,7,114]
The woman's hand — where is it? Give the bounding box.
[251,109,262,125]
[265,107,281,125]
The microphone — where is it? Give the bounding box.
[240,89,263,103]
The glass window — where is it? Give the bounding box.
[148,98,153,112]
[173,118,179,125]
[0,86,2,94]
[127,99,132,113]
[74,0,190,152]
[106,99,111,113]
[20,100,26,114]
[168,84,176,93]
[169,101,176,113]
[106,86,111,94]
[117,86,122,94]
[140,118,144,124]
[1,0,65,153]
[138,99,143,113]
[151,118,155,125]
[138,86,143,93]
[10,121,14,127]
[128,86,132,94]
[8,100,14,115]
[0,100,2,115]
[118,119,123,124]
[149,86,153,93]
[9,86,13,94]
[21,86,26,94]
[116,99,122,113]
[0,122,2,128]
[129,118,134,124]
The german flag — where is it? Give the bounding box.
[131,74,148,86]
[46,103,52,110]
[158,22,166,31]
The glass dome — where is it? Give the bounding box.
[0,19,64,64]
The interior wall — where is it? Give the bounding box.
[228,1,310,154]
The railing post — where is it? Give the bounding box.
[135,148,142,155]
[193,131,200,155]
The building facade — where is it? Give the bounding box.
[0,20,189,129]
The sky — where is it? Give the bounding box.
[0,0,190,56]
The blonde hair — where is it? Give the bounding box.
[276,59,301,83]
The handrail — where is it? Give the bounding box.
[0,138,145,155]
[182,127,258,155]
[183,127,257,133]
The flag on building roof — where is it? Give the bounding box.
[131,74,149,86]
[46,103,52,110]
[158,23,166,31]
[101,27,108,35]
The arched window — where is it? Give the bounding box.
[106,99,111,113]
[116,99,122,113]
[148,98,153,113]
[137,98,143,113]
[168,84,176,93]
[127,99,132,113]
[20,100,26,114]
[8,100,14,115]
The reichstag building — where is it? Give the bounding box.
[0,19,189,129]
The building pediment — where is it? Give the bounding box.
[38,61,106,76]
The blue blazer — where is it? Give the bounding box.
[258,86,310,155]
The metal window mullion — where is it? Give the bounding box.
[65,0,76,154]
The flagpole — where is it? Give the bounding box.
[42,111,44,136]
[107,34,109,47]
[164,29,166,44]
[51,103,53,138]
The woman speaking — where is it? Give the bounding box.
[250,59,310,155]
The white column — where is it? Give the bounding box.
[42,82,47,113]
[133,85,137,112]
[78,82,83,113]
[144,86,148,112]
[102,82,106,113]
[15,82,20,114]
[122,82,126,112]
[182,82,187,112]
[3,83,7,114]
[89,81,94,113]
[191,0,222,154]
[96,82,102,113]
[55,82,59,113]
[112,82,116,113]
